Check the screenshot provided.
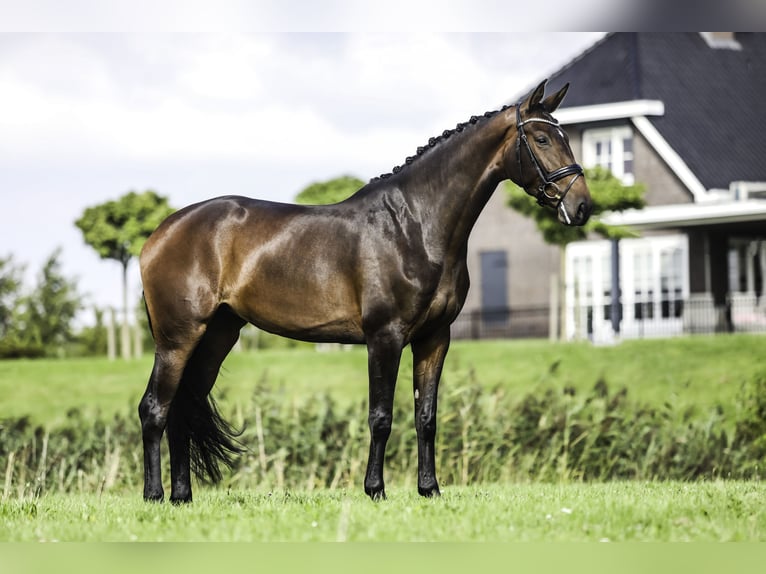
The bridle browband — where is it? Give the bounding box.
[515,103,583,223]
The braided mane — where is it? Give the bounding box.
[370,104,514,183]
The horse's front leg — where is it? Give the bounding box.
[364,327,404,500]
[411,327,450,497]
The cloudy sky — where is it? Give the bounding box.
[0,32,605,322]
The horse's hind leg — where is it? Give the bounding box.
[139,331,203,502]
[166,307,246,503]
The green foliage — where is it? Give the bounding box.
[0,254,24,339]
[75,307,109,357]
[0,249,81,358]
[0,338,45,360]
[74,190,175,266]
[506,167,646,245]
[17,249,82,351]
[294,175,365,205]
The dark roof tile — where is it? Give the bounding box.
[544,33,766,191]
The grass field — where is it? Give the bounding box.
[2,334,765,544]
[2,334,765,425]
[2,482,764,542]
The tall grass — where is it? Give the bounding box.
[2,367,765,499]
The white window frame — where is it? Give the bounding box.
[565,235,689,341]
[582,126,635,185]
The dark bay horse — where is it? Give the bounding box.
[138,80,592,503]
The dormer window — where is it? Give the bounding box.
[582,126,635,185]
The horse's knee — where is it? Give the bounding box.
[415,396,438,438]
[416,410,437,440]
[368,409,393,442]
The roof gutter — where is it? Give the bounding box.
[555,100,664,124]
[601,200,766,230]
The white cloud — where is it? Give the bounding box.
[0,32,604,313]
[175,35,272,102]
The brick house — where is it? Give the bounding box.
[455,33,766,341]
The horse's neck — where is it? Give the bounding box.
[402,111,513,257]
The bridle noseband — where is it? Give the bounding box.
[515,104,583,222]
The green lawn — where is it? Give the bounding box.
[1,482,764,542]
[1,334,764,426]
[2,336,766,546]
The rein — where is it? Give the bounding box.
[515,104,583,223]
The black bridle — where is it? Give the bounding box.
[515,104,583,222]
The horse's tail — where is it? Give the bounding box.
[167,380,245,483]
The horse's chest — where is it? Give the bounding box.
[417,262,469,329]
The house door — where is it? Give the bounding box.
[480,250,509,326]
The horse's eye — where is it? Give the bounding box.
[535,136,549,145]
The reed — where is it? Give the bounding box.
[1,368,765,498]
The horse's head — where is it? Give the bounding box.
[506,79,592,226]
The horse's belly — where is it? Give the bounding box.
[227,288,365,344]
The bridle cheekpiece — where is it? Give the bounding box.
[515,103,583,222]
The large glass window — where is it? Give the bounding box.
[566,235,689,341]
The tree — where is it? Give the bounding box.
[294,175,365,205]
[77,306,108,357]
[75,190,174,359]
[506,167,646,339]
[18,248,82,354]
[0,254,25,340]
[506,167,646,245]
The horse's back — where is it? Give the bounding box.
[140,195,367,343]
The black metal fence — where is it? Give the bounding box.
[451,307,550,340]
[452,294,766,341]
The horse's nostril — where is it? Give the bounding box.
[576,201,590,223]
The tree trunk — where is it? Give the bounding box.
[121,260,131,360]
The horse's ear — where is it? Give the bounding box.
[527,79,547,110]
[542,82,569,113]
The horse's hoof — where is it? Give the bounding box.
[170,494,193,504]
[143,490,164,503]
[418,484,441,498]
[365,486,387,501]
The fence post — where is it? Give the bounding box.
[120,312,131,360]
[134,307,143,359]
[611,238,622,337]
[549,274,559,341]
[107,307,116,361]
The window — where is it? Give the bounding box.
[571,254,595,335]
[582,127,635,185]
[566,235,689,341]
[660,247,684,318]
[633,248,654,320]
